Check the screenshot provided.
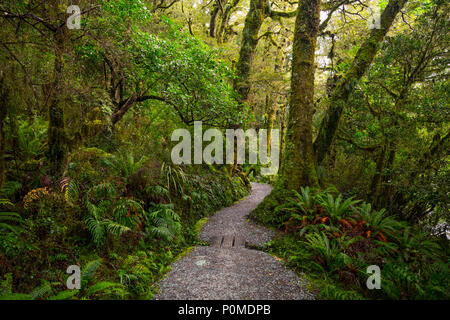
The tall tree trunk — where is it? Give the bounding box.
[47,28,67,177]
[250,0,321,222]
[266,95,277,153]
[377,148,396,208]
[314,0,408,165]
[209,3,220,37]
[0,77,7,189]
[217,0,240,43]
[266,39,287,153]
[233,0,267,103]
[279,104,287,171]
[369,142,388,203]
[281,0,320,190]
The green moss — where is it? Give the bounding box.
[193,217,209,236]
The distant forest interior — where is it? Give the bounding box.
[0,0,448,300]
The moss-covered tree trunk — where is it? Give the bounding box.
[46,28,67,177]
[250,0,321,222]
[279,105,287,171]
[369,142,388,203]
[376,148,396,208]
[0,77,7,189]
[233,0,267,102]
[280,0,320,190]
[266,40,287,153]
[217,0,240,43]
[314,0,408,165]
[209,3,220,38]
[266,95,277,153]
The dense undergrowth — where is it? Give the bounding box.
[0,119,249,300]
[252,187,449,300]
[0,0,448,302]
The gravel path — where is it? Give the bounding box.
[154,183,315,300]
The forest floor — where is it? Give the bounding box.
[154,183,315,300]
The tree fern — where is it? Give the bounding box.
[85,216,106,245]
[84,182,133,245]
[353,203,405,236]
[66,178,80,204]
[0,212,23,234]
[104,219,131,237]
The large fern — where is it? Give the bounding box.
[317,193,361,220]
[84,182,133,245]
[145,203,181,241]
[353,202,405,236]
[0,181,22,198]
[112,198,144,228]
[81,259,103,284]
[103,152,148,180]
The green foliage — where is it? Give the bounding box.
[103,152,149,181]
[0,181,22,198]
[117,250,174,299]
[0,199,23,234]
[316,193,361,221]
[319,282,365,300]
[47,259,125,300]
[0,259,125,300]
[84,182,133,246]
[1,0,446,302]
[16,118,47,161]
[264,188,449,300]
[125,19,247,127]
[146,204,182,242]
[353,203,406,237]
[161,163,187,196]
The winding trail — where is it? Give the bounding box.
[154,183,314,300]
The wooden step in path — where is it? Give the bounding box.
[211,235,247,248]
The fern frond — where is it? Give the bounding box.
[48,290,79,300]
[81,259,102,284]
[30,281,53,300]
[84,281,121,298]
[85,216,105,245]
[104,220,131,237]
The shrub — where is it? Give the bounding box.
[264,188,449,300]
